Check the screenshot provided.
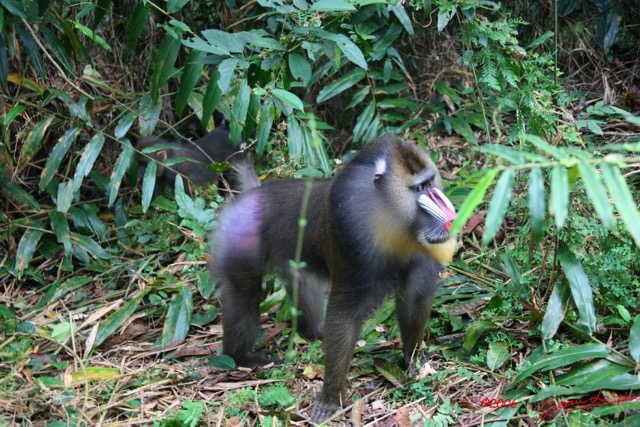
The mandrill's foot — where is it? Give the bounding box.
[309,398,339,424]
[234,349,271,368]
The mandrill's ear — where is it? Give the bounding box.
[373,158,386,187]
[418,187,457,231]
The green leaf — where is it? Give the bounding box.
[18,116,55,170]
[108,139,134,207]
[176,50,205,116]
[271,88,304,112]
[482,169,515,245]
[114,112,135,139]
[92,0,111,30]
[463,321,494,353]
[217,58,238,93]
[373,358,405,387]
[150,33,181,101]
[167,0,189,13]
[525,134,567,160]
[56,181,74,213]
[510,343,609,386]
[295,27,367,69]
[141,161,157,212]
[73,234,110,260]
[525,31,554,49]
[310,0,356,11]
[630,315,640,363]
[479,144,526,164]
[487,342,510,371]
[3,104,25,127]
[449,167,499,234]
[40,127,81,191]
[601,163,640,246]
[577,162,613,228]
[558,242,596,335]
[317,68,366,104]
[202,69,222,129]
[541,281,570,340]
[74,21,112,51]
[449,116,477,144]
[528,167,545,242]
[49,211,72,255]
[352,101,376,143]
[390,5,414,36]
[256,98,274,155]
[288,52,312,86]
[13,222,44,278]
[206,354,235,370]
[230,80,251,144]
[161,286,193,348]
[137,94,162,137]
[94,292,147,347]
[73,134,105,193]
[51,321,76,343]
[0,0,27,18]
[125,3,149,57]
[0,175,40,210]
[550,165,569,229]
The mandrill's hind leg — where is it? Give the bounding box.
[220,262,269,367]
[395,256,442,368]
[284,272,326,341]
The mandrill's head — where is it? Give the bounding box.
[371,137,458,264]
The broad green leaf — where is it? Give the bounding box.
[202,29,244,54]
[71,367,120,384]
[630,315,640,363]
[558,242,596,335]
[449,167,499,234]
[601,163,640,246]
[482,169,515,245]
[161,286,193,348]
[295,27,367,69]
[3,104,25,126]
[528,167,545,241]
[510,343,609,386]
[577,163,613,228]
[230,80,251,144]
[353,100,376,143]
[114,112,135,139]
[125,3,149,57]
[0,175,40,210]
[390,5,414,36]
[487,342,509,371]
[167,0,189,13]
[206,355,236,370]
[541,281,570,340]
[108,139,134,206]
[287,115,303,156]
[40,127,81,191]
[310,0,356,11]
[437,7,455,31]
[317,68,366,103]
[550,165,568,229]
[373,358,405,387]
[0,0,27,18]
[201,69,222,129]
[92,0,111,30]
[271,88,304,112]
[525,134,567,161]
[176,50,205,116]
[49,211,72,255]
[150,33,181,101]
[74,21,112,51]
[525,31,554,49]
[141,160,157,213]
[73,234,110,260]
[73,133,105,192]
[479,144,527,164]
[137,94,162,137]
[464,321,494,353]
[18,116,54,170]
[256,98,274,155]
[288,52,312,86]
[217,58,238,93]
[449,116,477,144]
[56,180,73,213]
[51,321,76,343]
[37,276,91,309]
[13,222,44,278]
[94,292,147,347]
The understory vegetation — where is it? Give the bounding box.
[1,0,639,425]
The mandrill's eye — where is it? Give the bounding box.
[415,184,424,192]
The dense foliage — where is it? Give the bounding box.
[1,0,639,425]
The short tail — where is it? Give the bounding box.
[231,160,261,192]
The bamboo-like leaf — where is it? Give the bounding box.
[73,234,110,260]
[550,165,569,229]
[73,133,105,192]
[287,115,303,156]
[288,52,311,85]
[230,80,251,144]
[39,127,81,191]
[217,58,238,94]
[0,176,40,210]
[486,342,510,371]
[137,94,162,137]
[601,163,640,246]
[480,144,527,164]
[373,358,405,387]
[630,315,640,363]
[577,162,613,228]
[310,0,356,11]
[92,0,111,29]
[541,281,570,340]
[390,5,414,36]
[13,222,44,278]
[176,50,205,116]
[167,0,189,13]
[150,33,181,101]
[353,100,375,143]
[558,242,596,335]
[141,161,157,213]
[71,366,120,384]
[463,321,494,353]
[510,343,609,386]
[525,134,567,161]
[73,22,112,51]
[108,139,134,206]
[449,116,477,144]
[94,292,147,347]
[256,98,274,155]
[125,3,149,57]
[18,116,54,170]
[56,180,73,213]
[114,112,135,139]
[449,167,499,234]
[483,169,515,245]
[528,167,545,241]
[49,211,72,255]
[201,69,222,129]
[160,286,193,348]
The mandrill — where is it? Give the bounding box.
[210,135,457,423]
